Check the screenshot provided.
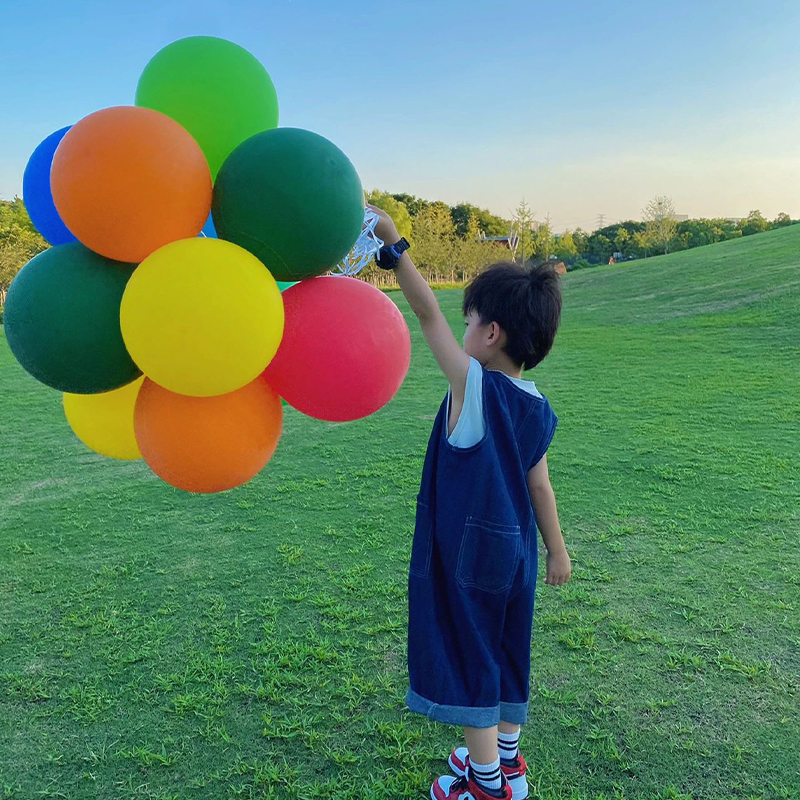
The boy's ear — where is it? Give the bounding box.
[488,322,509,351]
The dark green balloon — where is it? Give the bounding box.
[4,243,141,393]
[212,128,364,281]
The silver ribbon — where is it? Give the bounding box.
[333,207,384,276]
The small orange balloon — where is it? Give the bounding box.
[135,377,282,493]
[51,106,211,263]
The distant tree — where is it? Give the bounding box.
[0,197,40,239]
[632,230,652,258]
[412,203,458,281]
[772,212,793,228]
[673,231,692,252]
[532,217,555,260]
[555,230,578,262]
[511,199,536,265]
[366,190,413,240]
[586,221,645,260]
[587,233,614,263]
[480,210,511,237]
[390,193,430,217]
[450,204,476,237]
[572,228,589,256]
[642,195,678,254]
[709,218,742,241]
[675,218,713,249]
[738,209,770,236]
[450,203,509,238]
[454,213,503,281]
[614,227,630,255]
[464,212,481,242]
[0,198,48,304]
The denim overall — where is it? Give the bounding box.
[406,367,557,728]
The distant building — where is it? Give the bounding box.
[478,231,519,254]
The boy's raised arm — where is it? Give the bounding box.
[368,205,470,402]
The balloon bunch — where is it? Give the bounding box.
[6,36,411,494]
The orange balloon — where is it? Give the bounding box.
[51,106,211,263]
[134,377,282,493]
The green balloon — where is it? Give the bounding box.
[4,243,140,393]
[212,128,364,282]
[135,36,279,180]
[277,281,297,292]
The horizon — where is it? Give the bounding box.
[2,0,799,233]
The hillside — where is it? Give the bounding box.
[0,224,798,798]
[563,222,800,328]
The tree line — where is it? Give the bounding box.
[360,190,510,286]
[1,193,796,305]
[365,191,797,282]
[564,197,796,270]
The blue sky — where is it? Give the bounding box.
[2,0,799,231]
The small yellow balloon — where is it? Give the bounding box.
[64,377,145,460]
[120,238,284,397]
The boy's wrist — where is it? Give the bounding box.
[376,237,410,270]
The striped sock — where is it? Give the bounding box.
[498,729,520,763]
[469,757,503,793]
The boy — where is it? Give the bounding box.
[369,205,571,800]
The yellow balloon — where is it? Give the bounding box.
[64,377,145,460]
[120,238,284,397]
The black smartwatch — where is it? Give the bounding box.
[376,237,410,270]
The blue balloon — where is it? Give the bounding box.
[22,126,77,246]
[200,214,217,238]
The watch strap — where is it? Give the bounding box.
[376,237,410,270]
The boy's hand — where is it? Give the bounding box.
[545,547,571,586]
[367,203,400,245]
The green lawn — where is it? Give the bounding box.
[1,225,799,799]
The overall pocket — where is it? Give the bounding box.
[456,517,521,594]
[409,497,434,579]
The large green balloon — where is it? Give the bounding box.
[135,36,279,180]
[212,128,364,281]
[4,243,140,393]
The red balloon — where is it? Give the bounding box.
[264,277,411,421]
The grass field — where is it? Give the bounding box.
[1,225,799,800]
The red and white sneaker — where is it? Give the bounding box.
[431,766,511,800]
[448,750,528,800]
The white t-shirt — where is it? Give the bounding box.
[446,357,543,448]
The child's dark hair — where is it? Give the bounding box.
[462,261,561,370]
